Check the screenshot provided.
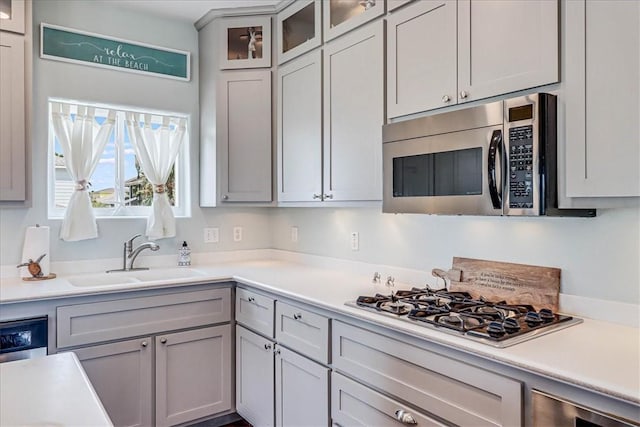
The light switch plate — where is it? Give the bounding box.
[204,227,219,243]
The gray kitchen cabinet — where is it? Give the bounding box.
[277,49,323,202]
[236,325,275,427]
[275,300,330,363]
[275,345,329,427]
[156,325,232,427]
[322,0,384,42]
[74,337,153,427]
[236,287,275,337]
[0,12,27,202]
[322,20,384,202]
[564,0,639,203]
[276,0,322,65]
[387,0,457,118]
[332,321,522,426]
[0,0,26,34]
[216,70,272,203]
[387,0,558,118]
[62,287,233,427]
[332,372,446,427]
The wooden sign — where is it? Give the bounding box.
[448,257,561,312]
[40,23,190,81]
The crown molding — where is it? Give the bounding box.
[195,0,295,30]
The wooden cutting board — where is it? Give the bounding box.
[447,257,560,312]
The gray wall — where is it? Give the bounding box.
[269,207,640,305]
[0,0,271,264]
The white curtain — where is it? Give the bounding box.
[125,113,186,240]
[51,103,115,241]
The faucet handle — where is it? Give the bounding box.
[125,234,142,250]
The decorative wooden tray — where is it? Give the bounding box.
[22,273,57,281]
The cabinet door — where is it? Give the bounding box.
[0,32,25,201]
[323,21,384,201]
[277,0,322,65]
[0,0,25,34]
[457,0,558,103]
[155,325,232,427]
[275,346,329,427]
[236,287,275,338]
[387,0,457,118]
[323,0,384,42]
[236,325,275,427]
[277,50,323,202]
[565,0,640,200]
[217,70,272,203]
[74,337,153,427]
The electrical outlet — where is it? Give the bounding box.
[203,227,219,243]
[233,226,243,242]
[350,232,359,251]
[291,226,298,243]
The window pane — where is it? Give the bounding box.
[90,120,117,208]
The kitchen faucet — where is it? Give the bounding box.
[106,234,159,273]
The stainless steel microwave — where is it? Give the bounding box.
[382,93,595,217]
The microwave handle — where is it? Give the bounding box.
[488,130,503,209]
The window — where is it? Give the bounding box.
[48,100,191,219]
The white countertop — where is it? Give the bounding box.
[0,352,113,427]
[1,253,639,407]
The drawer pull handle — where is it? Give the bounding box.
[395,409,417,425]
[264,343,272,350]
[293,313,303,320]
[141,341,148,347]
[160,338,167,344]
[248,297,255,303]
[275,348,281,355]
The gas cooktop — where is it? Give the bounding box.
[346,286,582,348]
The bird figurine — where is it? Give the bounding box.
[17,253,47,278]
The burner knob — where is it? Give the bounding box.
[487,321,506,338]
[525,311,543,326]
[503,317,521,334]
[539,308,555,322]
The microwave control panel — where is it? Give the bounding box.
[508,125,535,209]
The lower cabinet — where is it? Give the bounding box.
[236,325,275,427]
[331,372,446,427]
[275,346,329,427]
[75,325,232,427]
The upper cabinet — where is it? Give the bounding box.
[323,0,385,42]
[0,0,28,203]
[387,0,559,118]
[564,0,639,203]
[0,0,25,34]
[216,70,272,203]
[277,0,322,64]
[219,16,272,70]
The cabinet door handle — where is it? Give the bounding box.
[323,194,333,200]
[395,409,417,424]
[222,195,229,200]
[275,348,281,355]
[313,193,322,200]
[442,94,451,103]
[141,341,148,347]
[293,313,303,320]
[459,90,468,99]
[264,343,272,350]
[248,296,255,302]
[160,337,167,344]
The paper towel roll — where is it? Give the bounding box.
[21,225,50,277]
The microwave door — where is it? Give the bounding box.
[383,125,503,215]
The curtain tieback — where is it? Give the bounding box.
[154,184,166,194]
[75,180,88,191]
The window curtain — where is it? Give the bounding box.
[125,113,186,240]
[51,103,115,241]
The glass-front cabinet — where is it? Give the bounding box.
[323,0,385,42]
[0,0,25,34]
[220,15,271,69]
[277,0,322,64]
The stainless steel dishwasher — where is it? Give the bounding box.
[0,316,48,363]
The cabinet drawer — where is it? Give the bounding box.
[57,288,231,348]
[332,321,522,427]
[332,372,446,427]
[275,301,329,363]
[236,288,275,338]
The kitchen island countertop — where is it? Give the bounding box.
[0,352,112,426]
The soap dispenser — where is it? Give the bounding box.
[178,241,191,266]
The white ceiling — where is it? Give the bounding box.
[107,0,282,24]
